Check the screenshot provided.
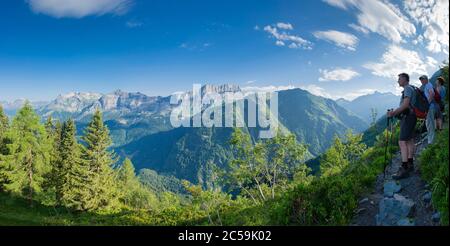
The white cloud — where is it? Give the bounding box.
[263,24,313,50]
[412,34,424,45]
[126,20,142,28]
[404,0,449,54]
[363,45,437,82]
[298,84,332,98]
[323,0,416,43]
[275,40,285,46]
[178,42,211,51]
[348,23,369,34]
[318,68,360,81]
[337,89,378,101]
[27,0,132,18]
[241,85,295,93]
[426,56,438,68]
[299,84,380,100]
[313,30,359,51]
[276,22,293,30]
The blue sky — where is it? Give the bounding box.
[0,0,448,102]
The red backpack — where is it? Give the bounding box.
[409,85,429,119]
[434,88,441,104]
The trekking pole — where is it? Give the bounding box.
[388,109,395,171]
[383,110,392,179]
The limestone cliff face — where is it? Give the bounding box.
[201,84,241,96]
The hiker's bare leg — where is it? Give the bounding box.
[399,140,408,162]
[407,138,415,159]
[436,118,442,130]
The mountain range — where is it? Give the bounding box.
[3,84,400,187]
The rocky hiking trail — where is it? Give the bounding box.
[351,134,441,226]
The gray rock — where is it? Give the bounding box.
[397,218,415,226]
[377,194,415,226]
[359,198,369,204]
[384,181,402,197]
[422,191,432,203]
[432,212,441,223]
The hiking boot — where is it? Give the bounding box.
[406,162,413,172]
[393,163,411,180]
[407,159,418,174]
[393,167,410,180]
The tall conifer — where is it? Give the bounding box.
[81,109,118,211]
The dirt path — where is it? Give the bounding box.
[351,134,440,226]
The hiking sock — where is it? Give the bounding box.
[408,158,414,171]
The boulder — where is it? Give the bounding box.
[397,218,415,226]
[422,191,432,203]
[432,212,441,223]
[383,181,402,197]
[376,194,415,226]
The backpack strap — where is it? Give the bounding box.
[404,85,415,109]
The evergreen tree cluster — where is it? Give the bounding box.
[0,102,153,212]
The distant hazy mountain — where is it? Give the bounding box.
[336,91,399,124]
[0,99,48,116]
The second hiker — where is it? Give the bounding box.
[419,75,437,144]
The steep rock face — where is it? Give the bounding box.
[97,90,159,111]
[201,84,241,96]
[38,92,101,117]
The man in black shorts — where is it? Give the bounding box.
[387,73,417,179]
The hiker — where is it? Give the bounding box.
[419,75,436,144]
[387,73,416,179]
[435,76,446,131]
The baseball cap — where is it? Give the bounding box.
[419,75,428,80]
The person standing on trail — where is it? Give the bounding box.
[388,73,417,179]
[435,76,446,131]
[419,75,436,144]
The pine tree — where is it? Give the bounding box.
[2,102,51,206]
[117,158,158,210]
[59,119,92,210]
[0,105,9,155]
[0,105,8,138]
[81,109,118,211]
[42,117,58,200]
[118,158,137,187]
[117,158,138,206]
[0,105,10,191]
